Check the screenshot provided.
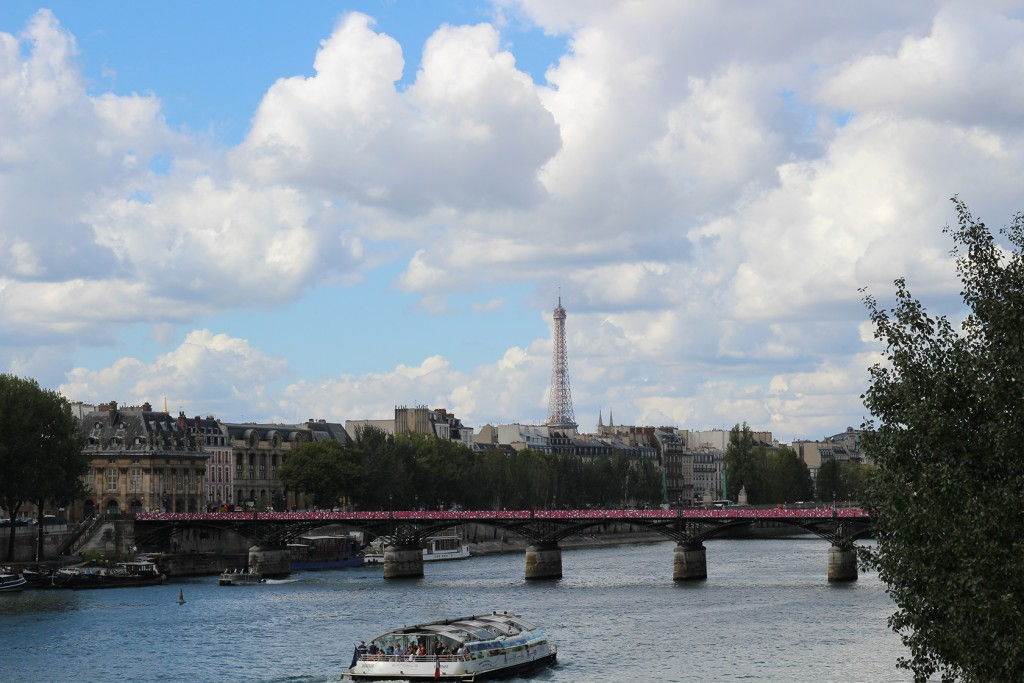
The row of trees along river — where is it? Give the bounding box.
[279,423,872,512]
[279,427,665,511]
[723,423,874,505]
[0,375,89,561]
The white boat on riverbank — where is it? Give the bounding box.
[345,611,556,681]
[363,535,471,565]
[422,535,471,561]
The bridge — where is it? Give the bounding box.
[135,507,871,583]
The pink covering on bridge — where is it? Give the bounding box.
[135,507,869,522]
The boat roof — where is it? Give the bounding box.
[372,612,536,644]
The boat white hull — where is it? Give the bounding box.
[347,648,556,681]
[0,576,27,592]
[363,545,471,565]
[422,545,471,562]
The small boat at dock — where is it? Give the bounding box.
[345,611,556,681]
[0,571,27,592]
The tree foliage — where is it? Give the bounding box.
[283,426,666,511]
[861,199,1024,681]
[0,375,86,560]
[814,459,874,503]
[278,440,360,508]
[725,423,813,504]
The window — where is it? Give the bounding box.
[129,468,143,492]
[105,468,118,491]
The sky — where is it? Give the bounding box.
[2,1,1023,441]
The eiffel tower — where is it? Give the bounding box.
[546,295,577,429]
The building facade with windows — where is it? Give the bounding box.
[76,402,209,517]
[224,420,351,509]
[184,416,232,508]
[692,448,725,503]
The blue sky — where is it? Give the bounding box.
[1,2,1019,439]
[0,1,566,144]
[0,1,558,379]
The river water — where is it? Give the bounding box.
[1,539,906,682]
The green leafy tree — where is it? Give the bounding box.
[278,440,359,509]
[815,459,844,502]
[862,199,1024,681]
[0,375,86,561]
[762,447,813,503]
[725,423,760,501]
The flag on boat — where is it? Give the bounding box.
[350,646,360,669]
[434,655,440,679]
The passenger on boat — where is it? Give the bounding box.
[357,641,368,657]
[433,642,444,656]
[417,643,427,656]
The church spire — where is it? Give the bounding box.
[597,409,604,430]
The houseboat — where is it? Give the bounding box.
[345,611,556,681]
[55,561,164,590]
[288,534,364,570]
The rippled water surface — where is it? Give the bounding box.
[1,539,906,682]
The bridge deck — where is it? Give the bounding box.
[136,507,868,522]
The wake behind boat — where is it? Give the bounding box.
[345,611,556,681]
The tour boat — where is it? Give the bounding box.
[345,611,556,681]
[363,535,471,565]
[422,535,471,562]
[0,571,27,592]
[218,568,266,586]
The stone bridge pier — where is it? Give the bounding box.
[524,541,562,580]
[673,542,707,581]
[383,542,424,579]
[827,544,858,582]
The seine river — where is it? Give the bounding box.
[1,539,906,682]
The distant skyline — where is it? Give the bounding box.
[2,1,1022,441]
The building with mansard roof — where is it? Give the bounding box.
[76,401,209,517]
[223,419,350,509]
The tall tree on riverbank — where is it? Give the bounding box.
[724,423,759,500]
[725,426,812,504]
[862,199,1024,681]
[278,440,360,508]
[0,375,85,561]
